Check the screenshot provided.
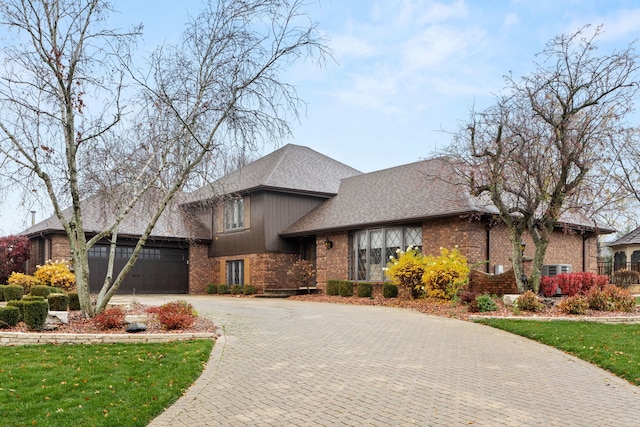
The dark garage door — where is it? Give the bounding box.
[88,245,189,294]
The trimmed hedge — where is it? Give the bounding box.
[4,285,24,301]
[30,285,55,297]
[217,284,230,294]
[339,281,354,297]
[68,292,81,310]
[230,284,243,295]
[0,306,20,327]
[383,283,398,298]
[243,284,257,295]
[23,299,49,330]
[326,280,341,296]
[206,283,218,294]
[357,282,374,298]
[0,284,5,302]
[48,293,69,311]
[7,300,25,322]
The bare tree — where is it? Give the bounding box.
[449,25,639,292]
[0,0,326,316]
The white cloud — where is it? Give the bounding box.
[503,12,519,29]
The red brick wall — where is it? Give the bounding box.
[316,233,349,292]
[188,243,212,294]
[468,269,518,295]
[209,252,299,292]
[50,235,71,263]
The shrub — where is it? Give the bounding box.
[217,284,230,294]
[23,295,45,301]
[475,294,498,312]
[287,259,315,289]
[93,308,125,330]
[357,282,373,298]
[23,299,49,330]
[326,280,341,296]
[601,284,635,312]
[7,300,25,322]
[338,281,354,297]
[243,284,257,295]
[34,260,76,292]
[206,283,218,294]
[7,273,37,295]
[421,247,470,300]
[385,246,425,298]
[558,295,589,315]
[382,283,398,298]
[611,270,640,288]
[0,284,5,301]
[154,301,196,330]
[230,284,243,295]
[0,306,20,327]
[68,292,81,310]
[4,284,24,301]
[586,286,615,311]
[48,293,69,311]
[540,276,558,297]
[515,290,544,312]
[30,285,55,297]
[459,291,479,305]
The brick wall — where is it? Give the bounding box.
[468,269,518,295]
[50,235,71,263]
[209,252,299,292]
[317,232,349,292]
[189,243,212,294]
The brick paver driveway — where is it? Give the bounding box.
[144,296,640,426]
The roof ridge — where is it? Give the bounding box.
[262,144,292,185]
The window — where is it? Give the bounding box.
[226,260,244,286]
[224,197,244,231]
[351,226,422,282]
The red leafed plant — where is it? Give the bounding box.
[149,300,195,330]
[0,235,31,284]
[92,308,125,330]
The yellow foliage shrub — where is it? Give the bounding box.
[385,246,424,297]
[7,272,40,294]
[34,260,76,292]
[421,247,470,300]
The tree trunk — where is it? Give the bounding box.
[509,229,527,293]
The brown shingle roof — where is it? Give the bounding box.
[280,157,496,236]
[185,144,361,202]
[609,226,640,247]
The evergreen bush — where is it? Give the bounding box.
[475,294,498,312]
[0,284,5,301]
[30,285,55,297]
[326,280,340,296]
[7,300,25,322]
[243,284,257,295]
[382,283,398,298]
[23,299,49,330]
[4,284,24,301]
[48,293,69,311]
[217,284,230,294]
[230,284,243,295]
[206,283,218,294]
[0,306,20,327]
[68,292,81,310]
[338,281,354,297]
[357,282,373,298]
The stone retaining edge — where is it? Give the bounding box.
[469,315,640,324]
[0,332,218,346]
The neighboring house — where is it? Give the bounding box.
[607,226,640,272]
[22,144,608,295]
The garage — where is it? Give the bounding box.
[88,244,189,294]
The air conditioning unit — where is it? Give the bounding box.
[541,264,572,277]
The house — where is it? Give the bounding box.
[22,144,606,295]
[606,226,640,272]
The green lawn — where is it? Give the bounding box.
[0,339,213,426]
[476,319,640,386]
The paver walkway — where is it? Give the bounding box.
[143,296,640,426]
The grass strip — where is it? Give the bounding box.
[476,319,640,386]
[0,339,214,426]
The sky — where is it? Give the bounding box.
[3,0,640,234]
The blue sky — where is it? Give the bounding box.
[3,0,640,233]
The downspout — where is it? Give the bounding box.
[582,233,587,272]
[486,224,491,273]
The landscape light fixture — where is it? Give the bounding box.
[324,238,333,249]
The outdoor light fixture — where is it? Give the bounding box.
[520,239,526,255]
[324,238,333,249]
